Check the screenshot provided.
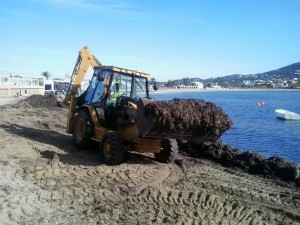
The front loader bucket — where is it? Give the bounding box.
[136,98,233,142]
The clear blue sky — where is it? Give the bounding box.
[1,0,299,81]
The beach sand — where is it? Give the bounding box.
[0,96,299,224]
[0,97,22,106]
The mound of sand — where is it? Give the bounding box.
[17,94,64,108]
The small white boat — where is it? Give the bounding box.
[275,109,300,120]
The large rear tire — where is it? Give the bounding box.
[155,139,178,163]
[73,109,94,149]
[100,132,125,165]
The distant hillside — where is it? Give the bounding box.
[165,62,300,88]
[258,62,300,78]
[206,62,300,81]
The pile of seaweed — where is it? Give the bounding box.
[179,140,300,187]
[138,98,232,141]
[17,94,64,108]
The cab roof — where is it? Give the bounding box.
[95,65,150,78]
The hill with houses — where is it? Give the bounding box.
[164,62,300,89]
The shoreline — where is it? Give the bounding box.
[0,88,299,106]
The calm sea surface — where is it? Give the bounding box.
[150,90,300,164]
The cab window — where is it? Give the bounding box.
[133,76,147,99]
[84,69,109,103]
[111,73,132,97]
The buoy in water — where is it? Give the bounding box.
[257,101,265,107]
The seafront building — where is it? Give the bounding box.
[0,74,90,97]
[175,81,204,90]
[0,75,44,97]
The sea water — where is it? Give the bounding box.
[150,90,300,164]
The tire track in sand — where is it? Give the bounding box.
[128,187,270,224]
[0,148,172,224]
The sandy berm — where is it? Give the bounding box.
[0,96,299,225]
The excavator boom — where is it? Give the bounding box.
[63,46,102,105]
[63,46,102,133]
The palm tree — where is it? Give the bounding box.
[41,71,51,80]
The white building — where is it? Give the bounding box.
[176,81,204,90]
[0,75,44,97]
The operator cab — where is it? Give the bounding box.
[77,66,150,127]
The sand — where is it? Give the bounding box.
[0,96,299,225]
[0,97,23,106]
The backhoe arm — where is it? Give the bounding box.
[63,46,102,133]
[63,46,102,105]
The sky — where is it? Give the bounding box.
[0,0,299,81]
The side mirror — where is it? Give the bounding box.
[153,82,158,91]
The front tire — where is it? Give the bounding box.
[155,139,178,163]
[73,109,94,149]
[100,132,125,165]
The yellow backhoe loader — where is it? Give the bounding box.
[63,46,176,165]
[64,46,232,165]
